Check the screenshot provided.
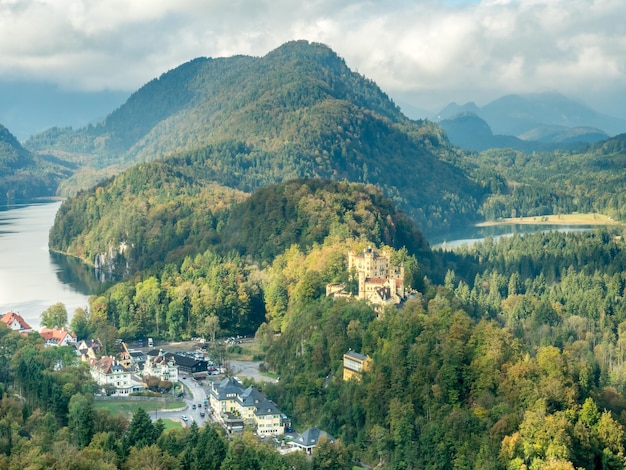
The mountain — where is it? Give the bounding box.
[49,175,432,277]
[436,92,625,147]
[435,101,481,121]
[0,123,73,203]
[36,40,487,235]
[438,112,600,152]
[481,93,624,137]
[0,81,129,141]
[26,41,410,168]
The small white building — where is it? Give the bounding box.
[291,427,335,454]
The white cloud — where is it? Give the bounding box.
[0,0,624,114]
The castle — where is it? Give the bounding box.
[327,246,406,310]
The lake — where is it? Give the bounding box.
[430,223,596,250]
[0,200,99,330]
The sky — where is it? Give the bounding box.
[0,0,625,121]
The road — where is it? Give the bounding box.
[149,373,211,427]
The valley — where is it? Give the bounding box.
[1,39,626,469]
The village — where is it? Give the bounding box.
[0,246,399,458]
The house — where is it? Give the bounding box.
[117,341,133,369]
[238,385,268,424]
[89,355,143,396]
[128,349,146,370]
[209,377,246,417]
[343,349,372,381]
[291,427,335,454]
[209,377,286,435]
[254,400,284,436]
[76,339,102,361]
[39,327,76,347]
[142,349,179,382]
[89,356,132,395]
[146,350,208,378]
[170,353,208,378]
[0,311,33,334]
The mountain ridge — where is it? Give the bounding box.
[32,40,487,235]
[435,92,625,143]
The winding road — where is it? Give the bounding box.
[148,373,211,426]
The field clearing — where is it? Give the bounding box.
[476,213,621,227]
[94,399,185,419]
[226,338,264,361]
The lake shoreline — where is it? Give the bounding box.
[475,213,621,228]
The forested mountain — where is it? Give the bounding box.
[0,123,73,203]
[30,40,486,234]
[50,176,431,277]
[463,133,626,221]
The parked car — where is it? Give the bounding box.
[181,415,188,421]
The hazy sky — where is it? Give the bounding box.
[0,0,624,116]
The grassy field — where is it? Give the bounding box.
[226,339,264,361]
[94,399,185,419]
[476,213,621,227]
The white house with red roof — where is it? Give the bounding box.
[0,311,33,334]
[39,327,77,347]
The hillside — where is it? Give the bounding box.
[50,176,432,277]
[463,133,626,221]
[0,123,73,203]
[30,40,486,235]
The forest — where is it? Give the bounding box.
[257,228,626,469]
[49,178,432,277]
[14,224,626,469]
[45,177,626,469]
[4,38,626,469]
[0,124,73,203]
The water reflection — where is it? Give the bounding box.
[431,224,596,250]
[49,251,106,296]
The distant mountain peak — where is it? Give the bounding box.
[436,92,625,146]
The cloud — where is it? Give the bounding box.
[0,0,624,113]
